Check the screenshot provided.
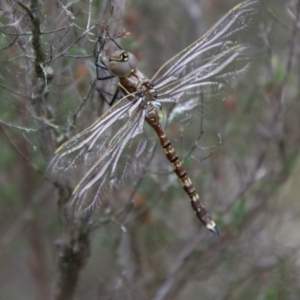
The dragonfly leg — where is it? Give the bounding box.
[92,83,122,106]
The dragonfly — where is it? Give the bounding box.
[48,0,260,235]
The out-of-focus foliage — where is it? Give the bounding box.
[0,0,300,299]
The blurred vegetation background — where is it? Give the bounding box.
[0,0,300,299]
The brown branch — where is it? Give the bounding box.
[18,0,46,78]
[54,217,91,300]
[282,0,300,86]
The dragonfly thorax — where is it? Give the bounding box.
[108,50,137,77]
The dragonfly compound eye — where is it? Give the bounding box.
[108,50,137,77]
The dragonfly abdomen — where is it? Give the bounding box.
[147,108,218,234]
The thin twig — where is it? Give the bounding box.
[282,0,300,86]
[0,125,42,174]
[152,236,202,300]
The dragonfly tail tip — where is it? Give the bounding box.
[209,225,220,236]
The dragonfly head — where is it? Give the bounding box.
[108,50,137,77]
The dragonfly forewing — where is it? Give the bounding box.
[157,44,254,104]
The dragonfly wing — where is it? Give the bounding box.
[156,42,254,111]
[47,95,158,218]
[48,95,135,182]
[149,0,260,171]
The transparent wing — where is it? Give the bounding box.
[156,43,254,106]
[152,0,259,93]
[47,95,157,217]
[149,0,260,171]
